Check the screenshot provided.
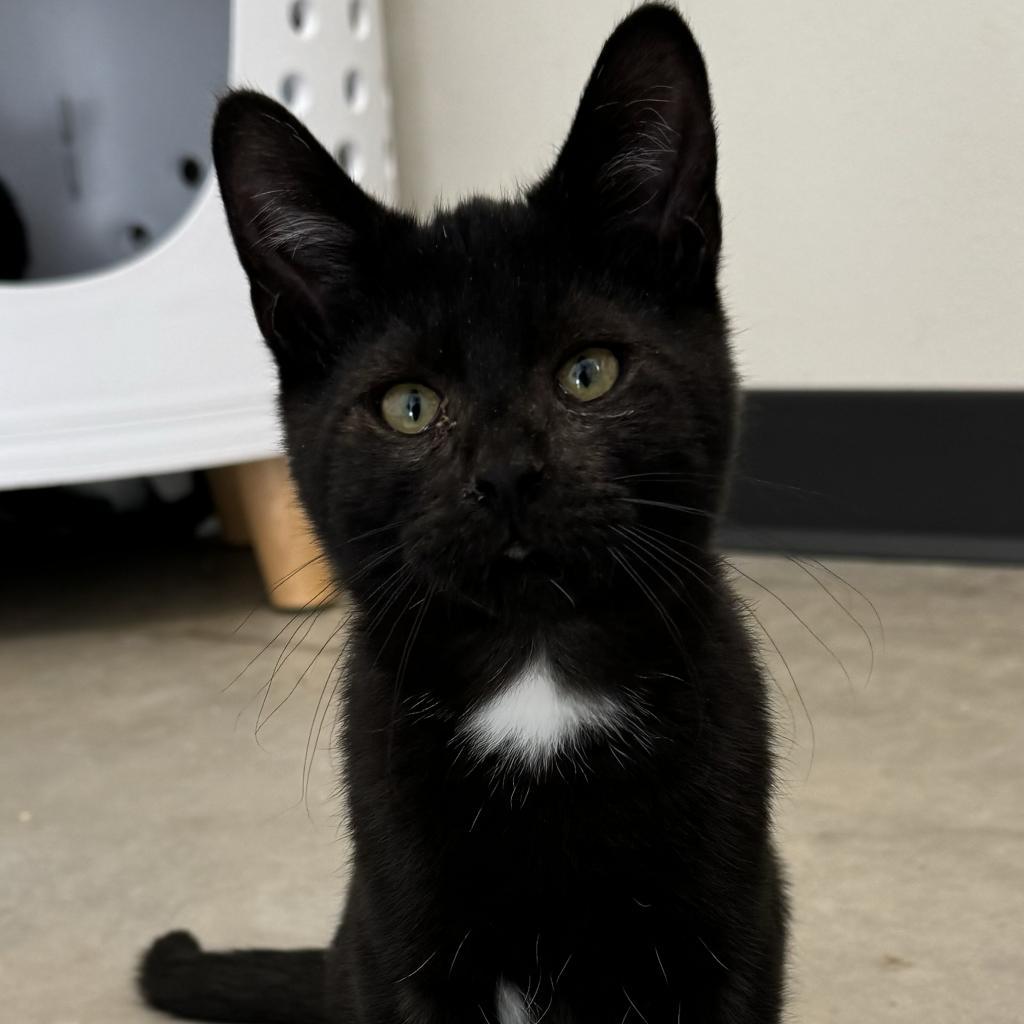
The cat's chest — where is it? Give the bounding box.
[459,658,632,773]
[495,981,532,1024]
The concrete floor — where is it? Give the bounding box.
[1,541,1022,1023]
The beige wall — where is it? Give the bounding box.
[383,1,1023,389]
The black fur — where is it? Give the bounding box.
[0,177,29,280]
[140,6,787,1022]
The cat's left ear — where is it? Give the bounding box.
[213,90,410,384]
[531,5,720,286]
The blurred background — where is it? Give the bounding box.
[1,2,1021,1022]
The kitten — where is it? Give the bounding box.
[140,5,787,1022]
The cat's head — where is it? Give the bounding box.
[213,4,734,621]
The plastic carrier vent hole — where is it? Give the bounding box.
[336,141,365,183]
[179,156,202,187]
[125,223,152,250]
[344,68,368,112]
[280,73,311,113]
[288,1,317,37]
[348,0,370,38]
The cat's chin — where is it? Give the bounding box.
[435,553,593,623]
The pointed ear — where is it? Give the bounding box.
[212,91,406,382]
[532,5,720,288]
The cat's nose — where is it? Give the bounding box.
[471,462,544,514]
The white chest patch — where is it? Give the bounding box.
[496,981,531,1024]
[461,658,626,772]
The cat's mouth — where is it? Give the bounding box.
[497,522,541,565]
[501,541,531,561]
[493,539,560,579]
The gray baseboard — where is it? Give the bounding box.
[722,391,1024,563]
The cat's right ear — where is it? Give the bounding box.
[530,6,720,294]
[213,90,406,383]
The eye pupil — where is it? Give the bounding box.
[381,382,441,434]
[558,347,619,403]
[574,359,597,390]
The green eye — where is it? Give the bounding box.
[558,347,620,402]
[381,383,441,434]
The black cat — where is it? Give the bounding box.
[140,6,787,1022]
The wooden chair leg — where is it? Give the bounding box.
[206,464,252,546]
[208,458,335,611]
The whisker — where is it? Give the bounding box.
[612,468,835,505]
[345,518,410,545]
[624,525,801,752]
[225,579,339,695]
[622,987,650,1024]
[548,577,576,608]
[396,950,437,984]
[365,568,416,639]
[386,583,436,777]
[611,525,711,636]
[347,540,405,584]
[302,631,355,813]
[784,557,877,687]
[228,531,399,703]
[253,602,329,743]
[726,561,853,691]
[735,597,816,775]
[608,547,684,652]
[619,497,715,519]
[231,553,332,635]
[361,561,412,622]
[256,609,352,735]
[803,556,886,651]
[628,524,718,589]
[633,523,870,701]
